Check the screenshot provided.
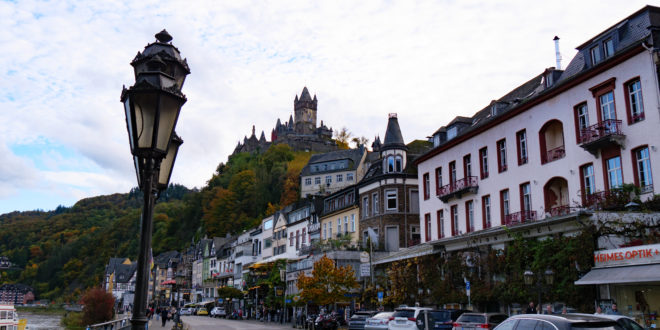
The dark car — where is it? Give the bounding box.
[417,309,470,330]
[349,311,378,330]
[493,314,624,330]
[453,312,509,330]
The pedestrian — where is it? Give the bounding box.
[161,307,169,327]
[562,307,567,315]
[526,302,537,314]
[545,305,553,315]
[608,304,620,315]
[595,306,604,315]
[155,307,160,321]
[297,309,302,327]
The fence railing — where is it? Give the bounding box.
[437,176,478,200]
[503,210,537,226]
[87,317,131,330]
[578,119,623,144]
[542,145,565,164]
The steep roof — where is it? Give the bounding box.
[155,251,180,268]
[382,115,407,151]
[299,86,313,102]
[300,146,366,176]
[114,262,137,283]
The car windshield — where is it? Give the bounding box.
[458,315,486,323]
[392,309,415,318]
[430,311,452,322]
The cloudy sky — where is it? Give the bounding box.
[0,0,653,214]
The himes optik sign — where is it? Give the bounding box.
[593,243,660,268]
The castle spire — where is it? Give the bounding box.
[251,125,256,137]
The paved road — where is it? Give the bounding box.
[149,316,296,330]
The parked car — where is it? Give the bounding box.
[349,311,378,330]
[210,307,227,318]
[493,314,623,330]
[179,308,193,315]
[417,309,470,330]
[196,307,208,316]
[587,315,644,330]
[365,312,394,330]
[453,312,509,330]
[388,307,433,329]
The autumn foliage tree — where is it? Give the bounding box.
[81,287,115,326]
[297,255,359,307]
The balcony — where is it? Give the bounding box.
[547,205,572,217]
[437,176,479,202]
[503,210,537,226]
[578,120,625,156]
[582,189,630,210]
[542,146,565,164]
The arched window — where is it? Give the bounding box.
[387,156,395,172]
[395,155,403,172]
[544,177,569,217]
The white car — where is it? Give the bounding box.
[365,312,394,330]
[210,307,227,318]
[388,307,433,329]
[179,308,193,315]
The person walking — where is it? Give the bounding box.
[609,304,620,315]
[595,307,604,315]
[161,307,169,327]
[526,302,537,314]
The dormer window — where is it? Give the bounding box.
[447,126,457,140]
[545,73,554,88]
[590,46,601,65]
[603,38,614,58]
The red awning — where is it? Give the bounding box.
[161,280,176,285]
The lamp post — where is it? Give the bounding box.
[121,29,189,330]
[524,269,554,313]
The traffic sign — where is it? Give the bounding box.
[466,281,471,297]
[360,263,371,277]
[377,291,384,302]
[286,299,292,304]
[360,251,370,263]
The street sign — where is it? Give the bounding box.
[360,251,370,263]
[293,296,300,302]
[360,263,371,277]
[217,298,223,303]
[286,299,292,303]
[377,291,384,302]
[466,281,471,296]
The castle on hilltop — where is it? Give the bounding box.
[232,87,337,155]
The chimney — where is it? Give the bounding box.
[553,36,562,70]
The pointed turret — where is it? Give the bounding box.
[300,87,312,101]
[372,135,382,152]
[293,87,318,134]
[382,113,407,151]
[259,131,266,142]
[251,125,256,137]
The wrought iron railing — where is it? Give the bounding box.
[542,145,565,164]
[437,176,478,199]
[578,119,623,144]
[503,210,537,226]
[548,205,572,217]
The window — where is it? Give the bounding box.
[386,190,397,211]
[516,130,528,165]
[451,205,459,235]
[347,173,354,181]
[466,200,474,233]
[633,146,653,193]
[295,230,300,249]
[625,78,645,124]
[463,154,472,177]
[344,216,348,234]
[325,176,332,185]
[305,178,311,185]
[328,222,333,238]
[500,189,510,220]
[590,46,601,64]
[447,126,457,140]
[436,210,444,238]
[302,228,306,243]
[362,197,369,218]
[449,161,457,184]
[606,156,623,189]
[351,214,355,232]
[336,174,343,182]
[482,195,491,229]
[435,167,443,194]
[520,183,531,213]
[598,91,618,133]
[315,177,321,185]
[479,147,489,179]
[574,102,589,143]
[425,213,431,241]
[290,232,294,247]
[603,38,614,58]
[580,163,596,198]
[337,218,342,236]
[387,156,395,172]
[395,156,403,172]
[323,223,327,239]
[373,193,379,215]
[423,173,430,200]
[497,139,507,172]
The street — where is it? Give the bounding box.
[149,316,296,330]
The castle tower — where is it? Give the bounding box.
[294,87,317,135]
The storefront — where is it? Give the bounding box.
[576,243,660,328]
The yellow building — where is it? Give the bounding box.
[319,186,359,247]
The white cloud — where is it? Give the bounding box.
[0,0,653,213]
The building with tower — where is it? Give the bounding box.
[232,87,337,155]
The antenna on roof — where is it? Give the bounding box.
[553,36,562,70]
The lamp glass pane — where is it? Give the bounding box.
[158,144,176,187]
[124,98,135,151]
[155,94,182,152]
[134,155,142,186]
[133,92,158,149]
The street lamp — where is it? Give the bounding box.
[523,269,554,313]
[121,29,189,330]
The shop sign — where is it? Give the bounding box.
[594,243,660,268]
[360,251,370,263]
[360,263,370,277]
